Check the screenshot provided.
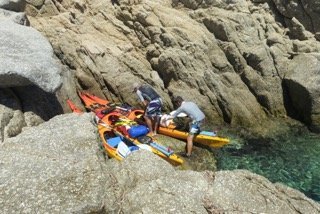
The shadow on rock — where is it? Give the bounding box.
[11,85,63,121]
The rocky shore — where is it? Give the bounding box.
[1,0,320,212]
[0,113,319,213]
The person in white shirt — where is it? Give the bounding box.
[168,96,205,157]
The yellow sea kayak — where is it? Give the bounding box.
[158,126,229,148]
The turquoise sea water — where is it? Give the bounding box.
[215,129,320,201]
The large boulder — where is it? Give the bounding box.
[0,113,107,213]
[0,113,319,213]
[104,151,320,213]
[0,20,62,93]
[210,170,320,213]
[0,0,26,12]
[283,54,320,132]
[0,8,29,24]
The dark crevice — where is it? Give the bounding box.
[298,0,316,33]
[54,46,76,70]
[216,41,272,114]
[282,79,312,125]
[239,72,269,112]
[11,85,64,121]
[269,49,283,80]
[265,0,288,29]
[101,81,118,103]
[155,58,178,89]
[2,1,26,12]
[217,97,231,124]
[0,88,21,111]
[0,88,21,142]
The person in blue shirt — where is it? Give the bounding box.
[133,83,163,136]
[168,96,205,157]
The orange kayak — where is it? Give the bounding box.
[98,123,128,161]
[67,99,141,161]
[100,112,183,165]
[71,94,184,165]
[78,92,230,148]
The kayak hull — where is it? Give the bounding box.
[98,124,124,161]
[67,99,82,113]
[73,95,184,165]
[158,127,229,148]
[76,91,229,149]
[127,110,230,148]
[101,112,184,166]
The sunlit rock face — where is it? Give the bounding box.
[1,113,319,213]
[23,0,320,133]
[0,20,62,93]
[1,2,319,211]
[1,0,319,144]
[0,15,64,142]
[0,113,107,213]
[283,54,320,132]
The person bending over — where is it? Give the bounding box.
[133,83,163,136]
[168,96,205,157]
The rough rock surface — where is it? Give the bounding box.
[0,20,62,92]
[283,54,320,132]
[0,86,65,143]
[1,1,320,213]
[211,170,320,213]
[272,0,320,36]
[104,151,320,213]
[24,0,320,133]
[0,113,107,213]
[0,8,29,24]
[1,0,320,138]
[0,0,26,12]
[0,113,319,213]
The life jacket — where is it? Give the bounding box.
[138,84,160,102]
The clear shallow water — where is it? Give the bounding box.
[215,130,320,201]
